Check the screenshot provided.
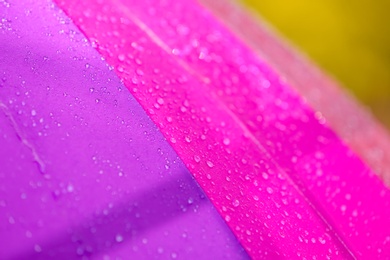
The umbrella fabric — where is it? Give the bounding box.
[55,0,390,258]
[0,1,248,259]
[1,0,390,259]
[199,0,390,185]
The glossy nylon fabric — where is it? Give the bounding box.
[53,0,390,258]
[0,1,249,259]
[199,0,390,186]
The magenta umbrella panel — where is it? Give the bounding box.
[1,0,390,259]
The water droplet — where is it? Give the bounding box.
[232,199,240,207]
[31,109,36,116]
[157,97,164,105]
[185,136,191,143]
[319,237,326,244]
[206,161,214,168]
[223,138,230,145]
[8,216,15,224]
[193,155,201,163]
[118,54,125,61]
[291,156,298,163]
[172,49,180,55]
[34,244,42,253]
[25,230,32,238]
[131,77,138,85]
[67,184,74,193]
[115,234,124,243]
[136,68,144,76]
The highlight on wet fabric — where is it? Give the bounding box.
[1,0,390,259]
[199,0,390,186]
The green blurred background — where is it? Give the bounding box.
[241,0,390,128]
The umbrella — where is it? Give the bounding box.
[1,0,389,259]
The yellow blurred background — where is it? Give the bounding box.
[241,0,390,128]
